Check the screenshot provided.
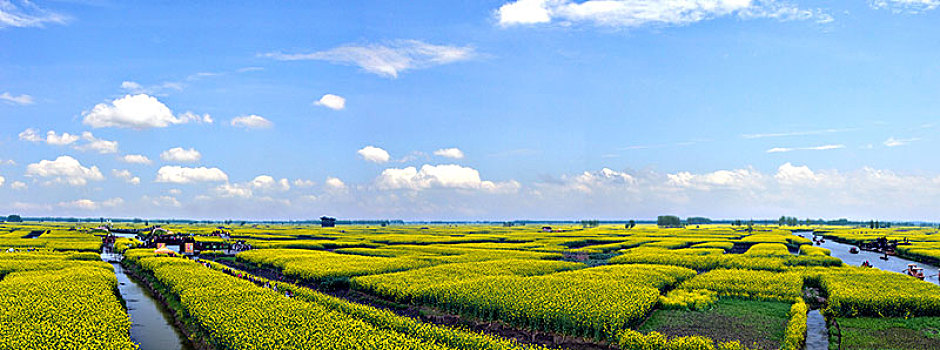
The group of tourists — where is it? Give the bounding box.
[191,256,294,298]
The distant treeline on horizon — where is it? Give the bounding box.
[2,215,938,227]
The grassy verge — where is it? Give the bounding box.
[837,317,940,349]
[638,298,791,349]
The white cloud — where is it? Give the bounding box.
[211,175,290,199]
[325,177,346,191]
[45,130,79,145]
[155,166,228,184]
[0,175,4,187]
[497,0,833,28]
[766,144,844,153]
[214,183,253,198]
[293,179,315,188]
[58,199,99,210]
[375,164,519,193]
[741,128,853,139]
[112,169,141,185]
[250,175,290,191]
[357,146,391,163]
[0,92,34,105]
[265,40,476,78]
[230,115,273,129]
[667,168,763,190]
[82,94,208,129]
[10,181,26,190]
[18,128,42,142]
[25,156,104,186]
[120,154,153,165]
[160,147,201,163]
[884,137,919,147]
[0,1,67,28]
[871,0,940,13]
[147,195,182,207]
[178,111,213,124]
[74,132,119,154]
[315,94,346,110]
[774,162,826,186]
[120,80,185,95]
[433,147,465,159]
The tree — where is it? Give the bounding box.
[627,220,636,229]
[6,215,23,223]
[657,215,682,228]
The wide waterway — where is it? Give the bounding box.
[797,231,940,285]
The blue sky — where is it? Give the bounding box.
[2,0,940,221]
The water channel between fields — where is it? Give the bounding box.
[798,232,940,285]
[101,251,191,350]
[792,230,940,350]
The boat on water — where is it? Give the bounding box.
[849,247,859,254]
[905,264,926,280]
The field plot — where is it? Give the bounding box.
[0,249,137,350]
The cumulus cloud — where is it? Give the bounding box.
[357,146,391,163]
[0,1,67,28]
[120,154,153,165]
[214,183,253,198]
[18,128,42,142]
[74,132,119,154]
[230,115,273,129]
[82,94,210,129]
[325,177,346,191]
[146,195,182,207]
[25,156,104,186]
[375,164,520,193]
[265,40,476,78]
[293,179,315,188]
[315,94,346,110]
[433,147,465,159]
[112,169,141,185]
[211,175,290,199]
[0,175,4,187]
[0,92,34,105]
[496,0,833,28]
[667,168,764,191]
[59,197,124,210]
[160,147,201,163]
[871,0,940,13]
[774,162,829,186]
[45,131,79,145]
[250,175,290,191]
[10,181,26,190]
[155,166,228,184]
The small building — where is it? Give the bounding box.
[321,216,337,228]
[541,226,552,232]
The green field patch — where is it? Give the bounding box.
[837,316,940,350]
[638,298,791,350]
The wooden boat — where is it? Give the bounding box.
[905,264,926,280]
[849,247,859,254]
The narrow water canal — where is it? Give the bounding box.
[101,251,191,350]
[803,310,828,350]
